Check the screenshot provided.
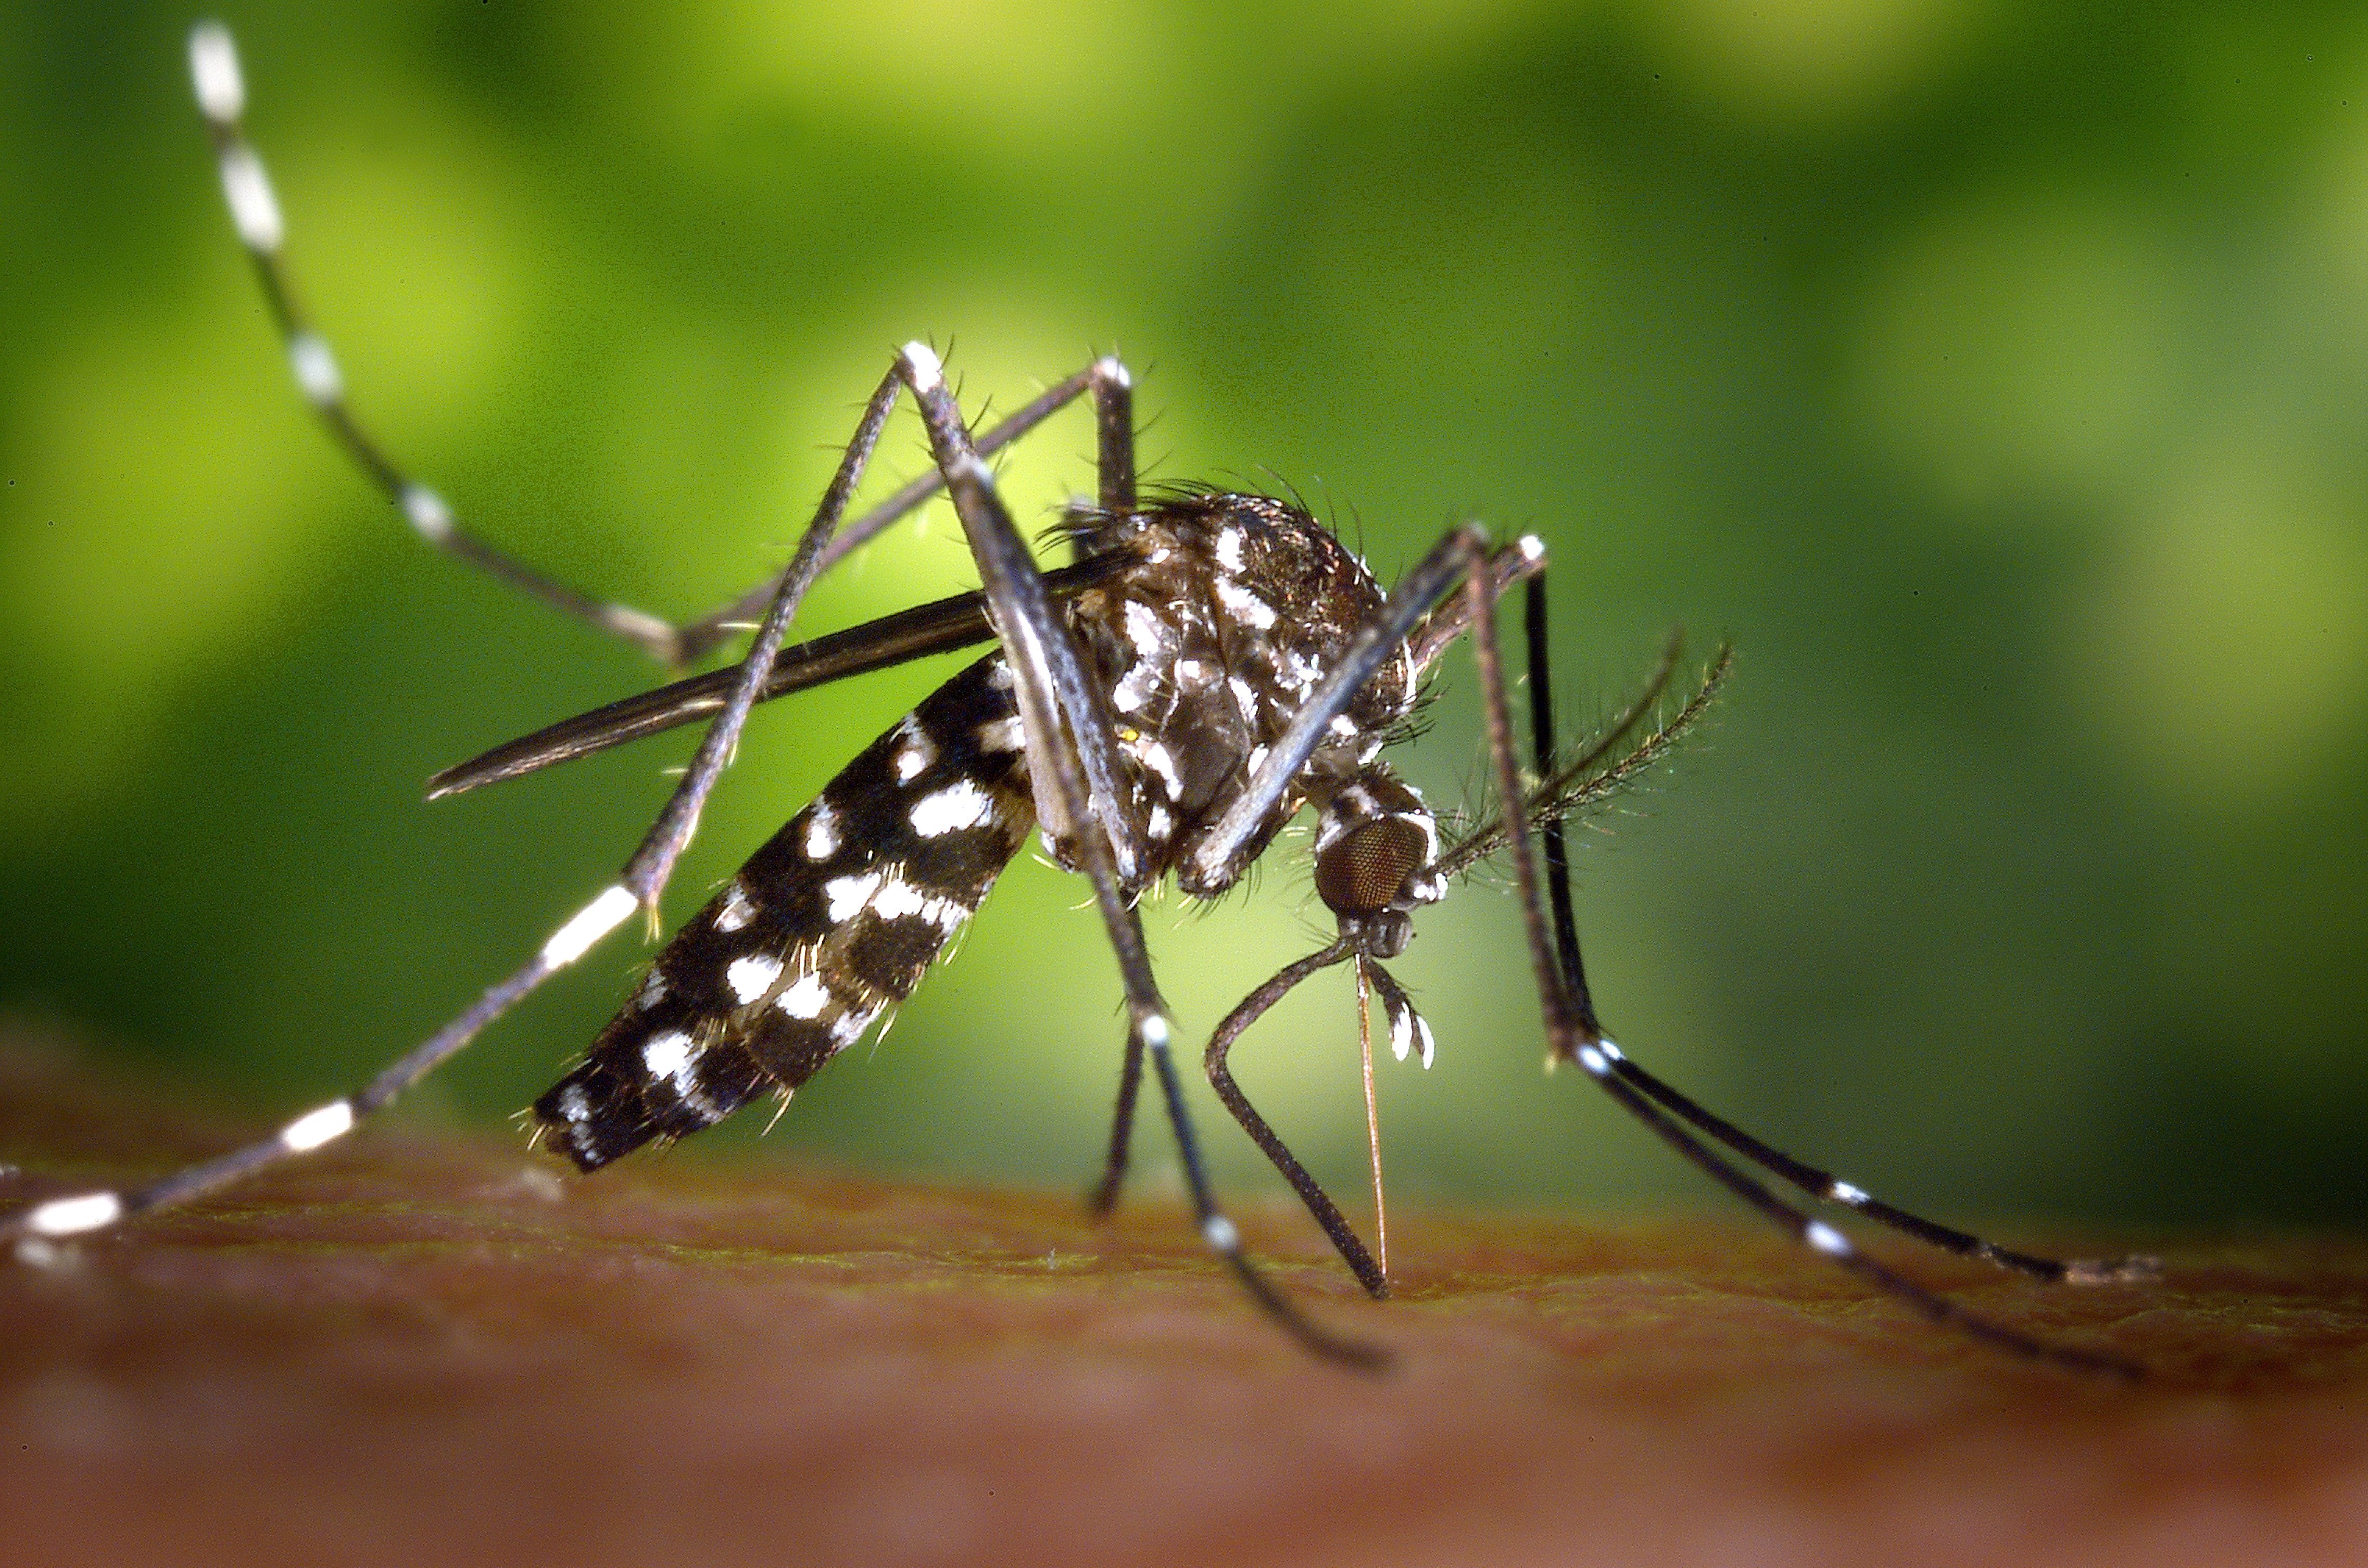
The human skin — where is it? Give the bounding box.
[3,1041,2362,1568]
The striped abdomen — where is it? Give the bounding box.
[534,652,1033,1169]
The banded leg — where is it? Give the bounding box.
[1517,580,2153,1287]
[896,345,1381,1365]
[1111,525,1535,1306]
[186,24,1135,671]
[1473,541,2146,1377]
[1120,529,1533,1294]
[10,347,935,1250]
[713,352,1137,656]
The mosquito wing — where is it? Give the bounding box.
[427,555,1129,799]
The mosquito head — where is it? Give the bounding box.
[1313,770,1442,960]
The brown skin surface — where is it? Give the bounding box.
[2,1041,2364,1568]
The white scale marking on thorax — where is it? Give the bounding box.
[1213,579,1276,629]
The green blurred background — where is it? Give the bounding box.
[2,0,2361,1232]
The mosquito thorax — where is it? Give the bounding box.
[1062,491,1419,901]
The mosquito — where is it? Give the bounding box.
[4,23,2157,1375]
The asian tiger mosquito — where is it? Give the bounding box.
[2,23,2159,1376]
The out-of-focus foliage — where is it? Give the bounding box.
[2,0,2360,1225]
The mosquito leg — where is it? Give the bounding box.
[1199,942,1389,1298]
[1517,580,2153,1285]
[898,346,1148,890]
[1599,1046,2158,1284]
[893,343,1165,1153]
[1091,355,1136,516]
[897,338,1165,1111]
[7,355,920,1251]
[617,361,909,910]
[4,880,637,1253]
[1522,574,1604,1038]
[898,344,1378,1365]
[191,27,1132,677]
[1589,1053,2143,1376]
[1155,1021,1389,1368]
[1084,1033,1145,1218]
[1068,353,1147,1217]
[1470,536,2144,1375]
[675,356,1137,664]
[1059,352,1140,567]
[188,24,688,663]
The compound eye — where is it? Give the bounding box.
[1314,815,1430,918]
